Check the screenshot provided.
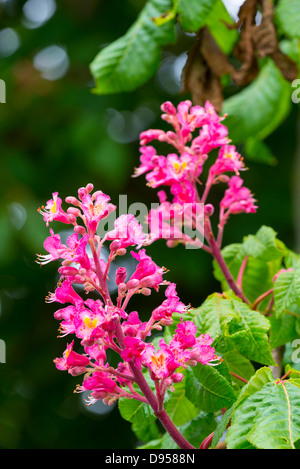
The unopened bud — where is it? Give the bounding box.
[126,279,140,290]
[74,225,86,235]
[67,207,81,217]
[204,204,214,217]
[86,183,94,193]
[218,175,230,183]
[116,248,127,256]
[161,101,176,115]
[110,240,122,252]
[65,196,81,206]
[115,267,127,285]
[58,266,79,276]
[140,287,152,296]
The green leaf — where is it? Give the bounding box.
[276,0,300,39]
[211,406,233,449]
[226,385,267,449]
[219,293,274,365]
[164,373,199,426]
[118,398,159,442]
[247,381,300,449]
[269,313,298,349]
[185,363,236,412]
[188,293,222,339]
[176,0,218,32]
[213,367,273,448]
[235,366,274,407]
[223,59,291,144]
[242,226,287,262]
[273,261,300,316]
[206,0,239,54]
[244,137,278,166]
[221,349,255,386]
[212,240,280,305]
[90,0,176,95]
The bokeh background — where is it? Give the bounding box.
[0,0,298,449]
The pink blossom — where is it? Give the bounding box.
[38,192,72,226]
[140,129,165,146]
[133,146,157,178]
[121,336,146,367]
[107,214,145,249]
[209,145,245,179]
[152,283,186,322]
[142,339,189,380]
[129,249,165,291]
[220,176,258,215]
[46,278,84,306]
[80,191,116,234]
[172,318,197,349]
[54,341,89,371]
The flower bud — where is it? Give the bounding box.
[115,267,127,285]
[116,248,127,256]
[161,101,176,115]
[65,196,80,206]
[110,240,122,252]
[67,207,81,217]
[204,204,214,217]
[85,183,94,193]
[74,225,86,235]
[126,279,140,290]
[140,287,152,296]
[58,266,79,276]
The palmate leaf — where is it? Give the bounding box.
[273,261,300,317]
[185,362,236,412]
[269,313,298,349]
[218,293,274,365]
[205,0,238,54]
[211,367,273,448]
[223,59,291,144]
[227,381,300,449]
[187,292,274,365]
[90,0,176,95]
[242,226,287,262]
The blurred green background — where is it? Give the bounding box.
[0,0,298,449]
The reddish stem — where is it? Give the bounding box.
[252,289,273,310]
[205,220,250,304]
[237,256,248,289]
[230,371,248,384]
[199,431,214,449]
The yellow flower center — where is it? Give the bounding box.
[83,317,98,329]
[173,161,187,174]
